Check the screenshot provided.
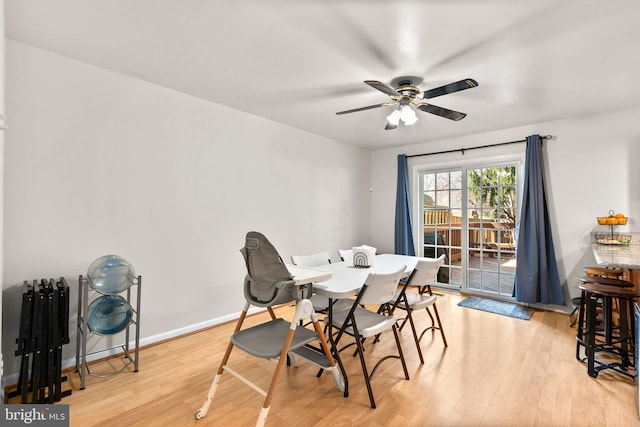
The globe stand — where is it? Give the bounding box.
[75,274,141,390]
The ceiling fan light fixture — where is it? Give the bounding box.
[336,77,477,128]
[400,105,418,126]
[386,109,402,126]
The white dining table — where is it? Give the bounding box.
[295,253,421,399]
[286,264,333,285]
[311,253,421,299]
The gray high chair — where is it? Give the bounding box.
[195,231,344,427]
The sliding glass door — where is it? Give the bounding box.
[419,162,520,298]
[422,171,462,288]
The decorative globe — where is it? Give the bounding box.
[87,295,133,335]
[87,255,136,295]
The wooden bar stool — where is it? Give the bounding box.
[571,267,623,327]
[583,267,623,279]
[574,267,624,340]
[577,280,639,378]
[574,271,632,363]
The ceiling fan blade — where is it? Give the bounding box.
[365,80,399,96]
[336,103,393,115]
[416,103,467,121]
[421,79,478,99]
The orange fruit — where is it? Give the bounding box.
[606,217,617,225]
[597,217,607,225]
[615,213,625,218]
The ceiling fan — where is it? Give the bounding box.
[336,76,478,130]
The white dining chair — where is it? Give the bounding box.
[390,254,447,363]
[291,252,331,268]
[337,249,353,264]
[329,265,409,408]
[339,246,378,265]
[291,252,332,314]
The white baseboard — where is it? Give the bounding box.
[3,307,265,388]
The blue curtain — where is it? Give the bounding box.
[395,154,415,255]
[513,135,565,305]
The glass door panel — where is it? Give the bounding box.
[420,163,519,298]
[422,171,456,287]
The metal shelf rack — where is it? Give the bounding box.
[75,274,141,390]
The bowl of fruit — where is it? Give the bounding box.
[597,210,627,225]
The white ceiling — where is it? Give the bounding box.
[5,0,640,150]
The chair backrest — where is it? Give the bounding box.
[240,231,295,306]
[337,249,353,263]
[291,252,331,267]
[406,254,446,287]
[359,265,407,306]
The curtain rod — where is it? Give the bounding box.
[405,135,553,158]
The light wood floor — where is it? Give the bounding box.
[10,292,639,426]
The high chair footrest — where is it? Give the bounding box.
[291,345,333,369]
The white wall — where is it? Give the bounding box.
[5,38,639,383]
[371,107,640,309]
[1,41,371,378]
